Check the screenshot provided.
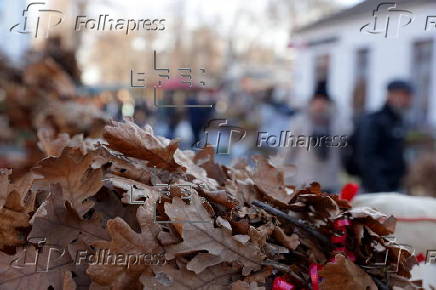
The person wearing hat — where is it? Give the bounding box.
[357,80,414,193]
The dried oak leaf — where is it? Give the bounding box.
[37,127,71,157]
[248,224,275,249]
[0,246,73,290]
[272,227,300,250]
[0,172,34,249]
[35,100,107,137]
[66,238,94,289]
[251,155,295,205]
[32,147,103,217]
[349,207,389,221]
[7,172,35,213]
[140,263,240,289]
[202,189,239,210]
[0,207,29,249]
[0,168,12,209]
[174,149,218,188]
[38,128,91,158]
[295,192,340,220]
[103,120,180,171]
[87,198,163,290]
[93,146,154,185]
[225,178,261,207]
[28,185,109,248]
[63,271,77,290]
[185,252,226,274]
[92,188,139,228]
[88,282,111,289]
[0,169,34,212]
[231,280,265,290]
[164,196,265,275]
[350,207,396,236]
[24,58,76,96]
[389,274,424,290]
[103,173,158,205]
[319,254,377,290]
[243,267,273,284]
[103,121,217,187]
[384,244,417,279]
[193,145,228,185]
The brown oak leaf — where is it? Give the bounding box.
[28,184,109,248]
[193,145,228,185]
[0,246,73,290]
[7,172,35,213]
[349,207,396,236]
[0,207,29,249]
[103,173,158,205]
[92,187,139,229]
[390,274,424,289]
[103,120,180,170]
[24,58,75,95]
[165,196,265,275]
[32,147,103,217]
[272,227,300,250]
[231,280,265,290]
[93,146,154,185]
[87,197,163,290]
[140,263,240,289]
[0,170,34,212]
[319,254,377,290]
[0,172,34,249]
[63,271,77,290]
[0,168,12,209]
[173,148,218,188]
[251,155,295,205]
[66,238,94,289]
[37,127,71,157]
[103,121,217,188]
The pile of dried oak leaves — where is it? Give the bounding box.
[0,54,106,169]
[0,118,424,290]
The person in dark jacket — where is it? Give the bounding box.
[186,90,215,144]
[357,80,413,193]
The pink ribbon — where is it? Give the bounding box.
[331,218,356,262]
[310,264,320,290]
[272,276,295,290]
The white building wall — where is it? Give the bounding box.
[292,46,313,106]
[330,38,354,119]
[293,2,436,126]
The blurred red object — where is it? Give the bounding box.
[416,252,426,263]
[309,264,320,290]
[340,183,359,202]
[272,277,295,290]
[156,78,199,90]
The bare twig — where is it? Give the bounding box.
[252,200,332,249]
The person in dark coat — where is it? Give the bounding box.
[186,90,215,144]
[357,80,413,192]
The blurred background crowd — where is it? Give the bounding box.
[0,0,435,197]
